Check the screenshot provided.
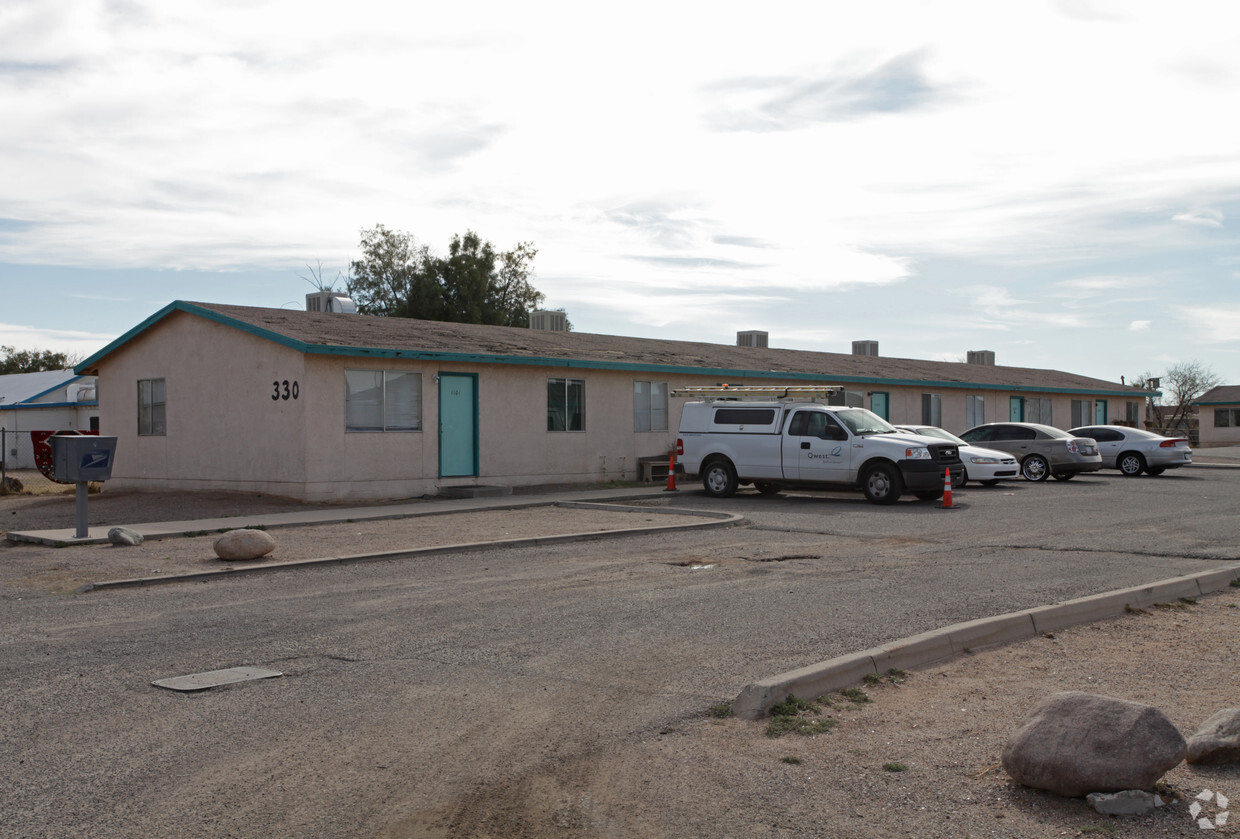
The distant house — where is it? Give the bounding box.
[1193,386,1240,447]
[74,300,1150,501]
[0,369,99,469]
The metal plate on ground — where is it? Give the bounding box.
[152,666,283,692]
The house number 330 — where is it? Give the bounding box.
[272,380,300,400]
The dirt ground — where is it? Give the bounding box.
[4,486,1240,837]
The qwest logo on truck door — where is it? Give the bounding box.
[784,410,851,482]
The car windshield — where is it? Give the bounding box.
[902,426,964,445]
[835,408,897,436]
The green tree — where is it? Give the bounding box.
[346,225,545,327]
[1,345,78,374]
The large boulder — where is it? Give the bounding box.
[1002,691,1186,797]
[213,529,276,561]
[1186,708,1240,765]
[107,526,144,546]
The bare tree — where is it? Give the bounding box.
[298,260,347,293]
[1131,360,1223,433]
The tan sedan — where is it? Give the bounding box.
[958,422,1102,482]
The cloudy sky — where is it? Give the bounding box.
[2,0,1238,386]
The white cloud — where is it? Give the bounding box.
[1180,305,1240,343]
[1129,320,1152,331]
[3,1,1240,383]
[1172,209,1224,228]
[0,322,118,360]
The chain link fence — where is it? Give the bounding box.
[0,427,73,495]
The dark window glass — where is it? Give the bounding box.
[993,425,1036,441]
[713,408,776,425]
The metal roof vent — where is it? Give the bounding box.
[529,310,568,331]
[737,331,768,348]
[967,350,996,365]
[306,292,358,314]
[852,340,879,356]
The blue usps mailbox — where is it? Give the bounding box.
[50,433,118,538]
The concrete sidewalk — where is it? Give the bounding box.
[5,485,679,547]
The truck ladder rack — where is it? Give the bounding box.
[670,385,842,401]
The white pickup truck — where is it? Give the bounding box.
[674,386,963,504]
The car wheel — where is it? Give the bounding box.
[951,468,966,489]
[1052,472,1074,481]
[754,481,782,496]
[1146,466,1166,476]
[1021,454,1050,482]
[701,459,738,498]
[1118,452,1146,477]
[980,479,999,487]
[861,463,904,505]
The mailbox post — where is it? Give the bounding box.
[50,433,118,538]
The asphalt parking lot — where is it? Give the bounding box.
[3,467,1239,838]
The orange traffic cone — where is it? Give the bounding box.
[939,468,954,508]
[664,449,678,492]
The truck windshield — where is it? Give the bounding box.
[835,408,897,436]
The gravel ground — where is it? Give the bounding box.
[4,486,1240,837]
[0,493,703,596]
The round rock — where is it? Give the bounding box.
[213,529,276,561]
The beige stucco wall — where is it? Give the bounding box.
[91,313,1138,501]
[1197,405,1240,446]
[97,312,310,495]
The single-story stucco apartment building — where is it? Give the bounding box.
[74,299,1152,501]
[1194,385,1240,447]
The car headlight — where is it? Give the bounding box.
[904,447,931,460]
[968,455,1000,464]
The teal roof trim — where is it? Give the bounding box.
[75,300,1141,399]
[76,301,308,373]
[25,374,88,404]
[0,400,98,412]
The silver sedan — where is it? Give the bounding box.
[1068,425,1193,476]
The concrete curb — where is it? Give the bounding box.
[731,562,1240,720]
[77,503,743,593]
[8,490,674,547]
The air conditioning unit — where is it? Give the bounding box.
[852,340,879,356]
[737,331,769,348]
[306,292,358,314]
[967,350,996,366]
[529,310,568,331]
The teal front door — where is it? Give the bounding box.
[439,373,478,477]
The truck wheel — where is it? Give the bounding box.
[861,463,903,505]
[1021,454,1050,482]
[754,482,782,496]
[914,490,943,501]
[701,459,738,498]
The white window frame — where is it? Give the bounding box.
[633,381,668,432]
[345,370,422,432]
[966,394,985,428]
[137,378,166,436]
[548,377,586,432]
